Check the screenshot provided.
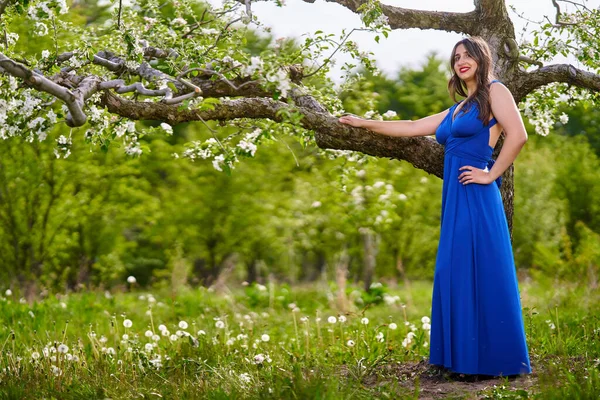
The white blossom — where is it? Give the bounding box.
[160,123,173,135]
[382,110,397,119]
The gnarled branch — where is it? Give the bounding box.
[100,91,445,178]
[513,64,600,102]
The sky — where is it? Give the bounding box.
[205,0,598,81]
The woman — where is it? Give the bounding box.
[339,36,531,377]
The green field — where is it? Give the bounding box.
[0,278,598,399]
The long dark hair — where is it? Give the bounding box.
[448,36,495,125]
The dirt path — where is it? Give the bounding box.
[368,360,537,399]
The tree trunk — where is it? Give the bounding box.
[361,228,379,292]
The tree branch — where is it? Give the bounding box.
[100,91,444,177]
[0,52,89,126]
[513,64,600,101]
[314,0,478,34]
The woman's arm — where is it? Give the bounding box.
[458,83,527,185]
[338,109,449,138]
[485,83,528,183]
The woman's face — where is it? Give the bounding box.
[453,44,478,82]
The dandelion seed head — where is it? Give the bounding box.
[57,344,69,353]
[339,315,347,323]
[123,319,133,328]
[346,340,355,347]
[361,317,369,325]
[388,323,397,330]
[178,321,188,330]
[145,330,153,338]
[328,316,337,324]
[215,320,225,329]
[421,316,431,324]
[261,334,270,342]
[127,276,136,284]
[197,330,206,335]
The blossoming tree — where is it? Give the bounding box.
[0,0,599,231]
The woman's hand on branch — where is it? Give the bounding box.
[338,114,366,128]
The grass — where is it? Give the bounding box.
[0,278,598,399]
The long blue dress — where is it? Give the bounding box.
[430,86,532,376]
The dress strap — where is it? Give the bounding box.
[488,80,501,126]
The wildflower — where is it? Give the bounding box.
[421,316,431,324]
[422,323,431,330]
[4,289,12,296]
[256,284,267,291]
[145,343,154,352]
[339,315,347,323]
[145,330,153,338]
[106,347,116,355]
[123,319,133,328]
[215,320,225,329]
[179,321,188,330]
[197,330,206,336]
[239,373,252,384]
[376,332,384,342]
[347,340,355,347]
[41,49,50,59]
[57,344,69,353]
[388,323,398,330]
[51,365,63,376]
[226,339,235,346]
[423,342,429,347]
[152,335,160,342]
[261,334,270,342]
[300,317,309,323]
[161,329,170,337]
[158,324,167,332]
[254,354,265,364]
[31,351,40,360]
[127,276,136,284]
[328,316,337,324]
[170,334,178,342]
[122,334,129,340]
[361,318,369,325]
